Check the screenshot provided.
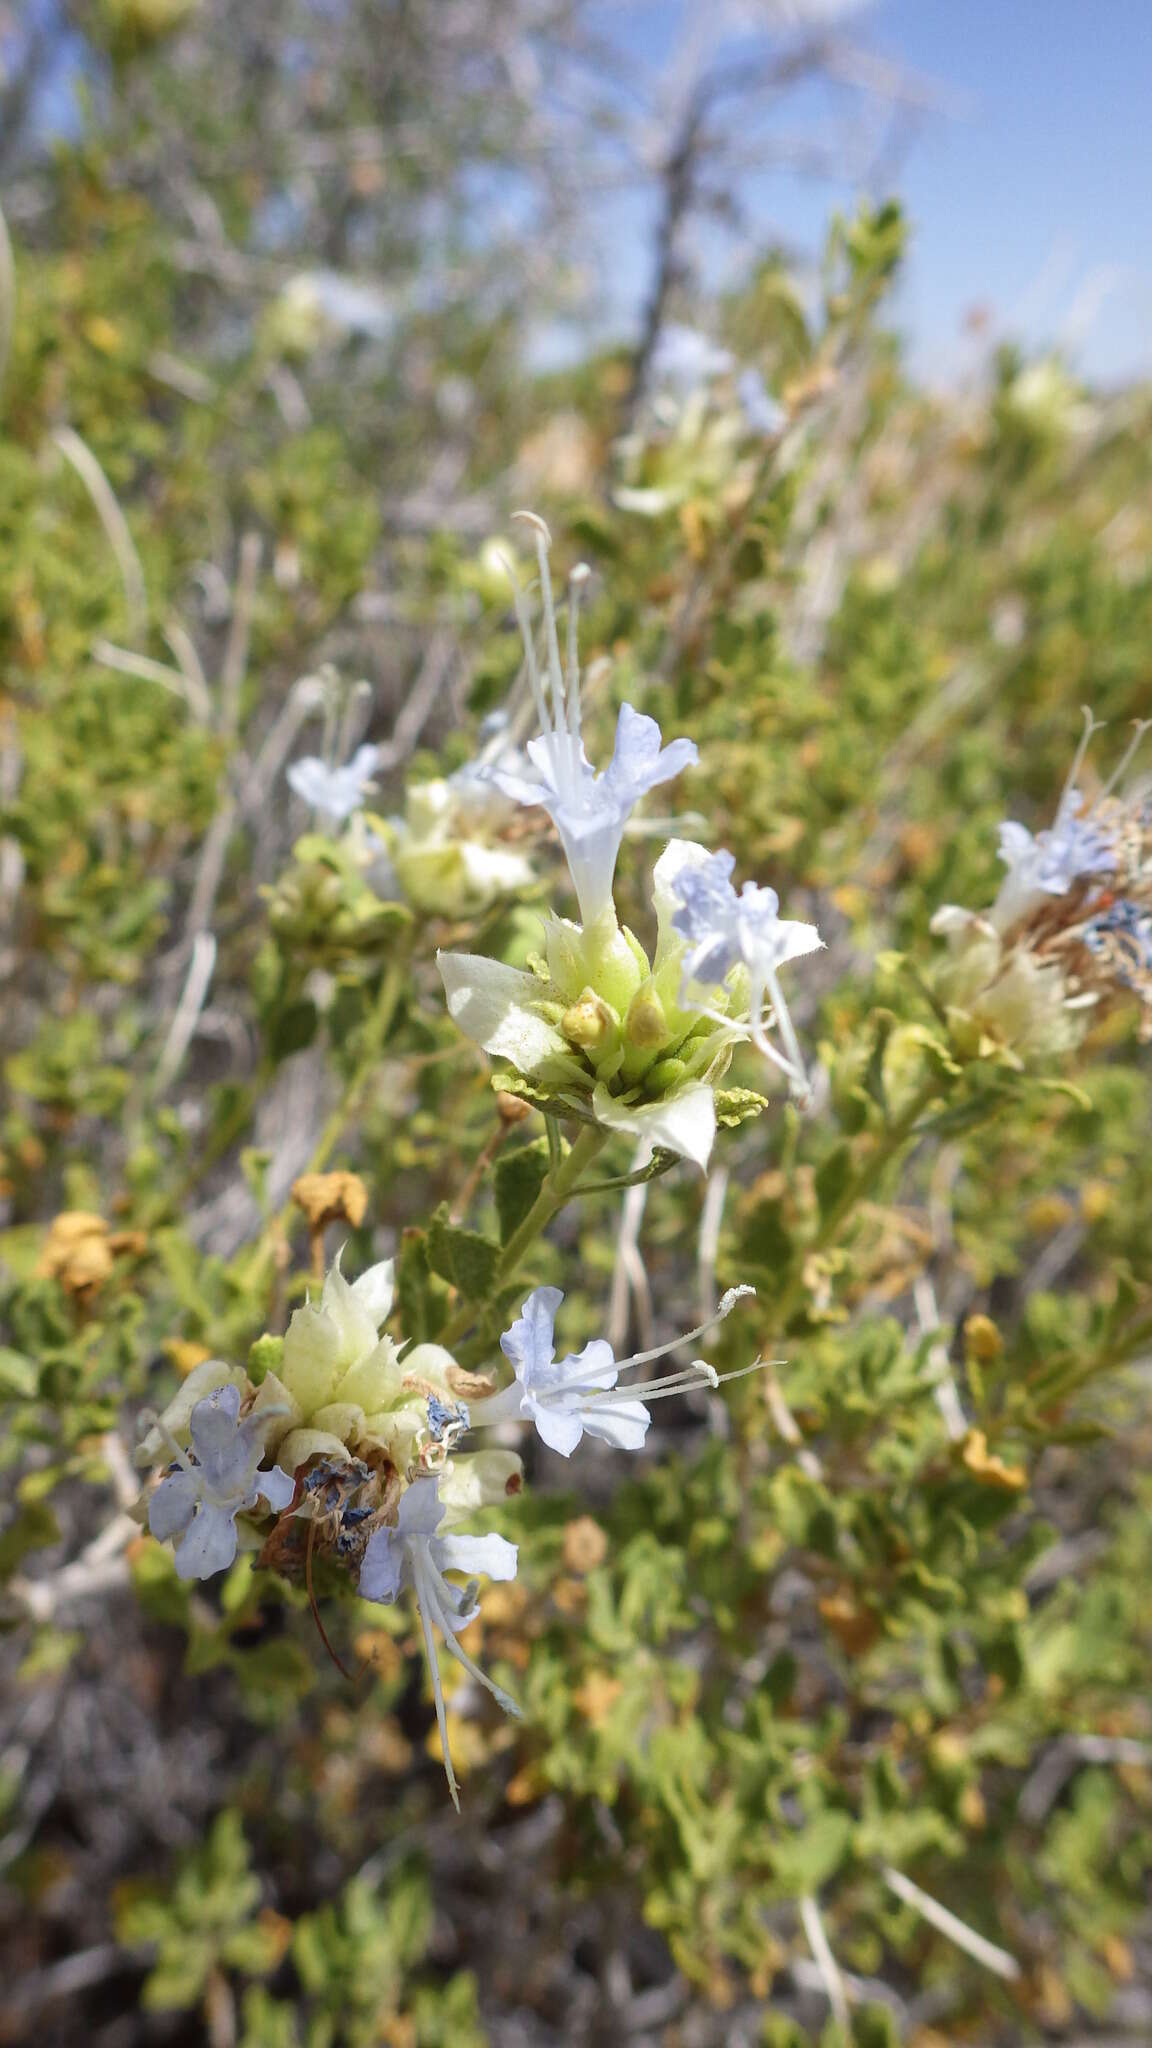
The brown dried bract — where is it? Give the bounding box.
[291,1170,368,1233]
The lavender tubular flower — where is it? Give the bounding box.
[359,1479,519,1808]
[287,742,382,823]
[469,1283,758,1456]
[148,1385,294,1582]
[671,849,823,1096]
[490,514,697,928]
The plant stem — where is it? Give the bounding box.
[437,1122,608,1350]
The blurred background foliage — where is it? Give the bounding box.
[1,2,1151,2044]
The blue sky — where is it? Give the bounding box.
[581,0,1152,387]
[18,0,1152,387]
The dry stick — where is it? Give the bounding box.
[13,1513,136,1623]
[1020,1734,1152,1825]
[239,672,328,811]
[53,426,148,644]
[163,615,214,724]
[912,1271,968,1443]
[155,931,218,1094]
[91,638,199,710]
[377,626,458,769]
[763,1362,823,1482]
[880,1865,1020,1982]
[607,1163,653,1357]
[696,1164,729,1324]
[799,1894,853,2039]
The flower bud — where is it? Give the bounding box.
[624,983,670,1050]
[644,1055,688,1094]
[562,988,616,1050]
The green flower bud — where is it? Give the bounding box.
[624,983,670,1050]
[562,988,616,1049]
[248,1334,285,1385]
[644,1055,689,1095]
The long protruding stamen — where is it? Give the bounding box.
[749,1009,806,1087]
[1097,718,1152,804]
[567,563,590,743]
[412,1554,459,1810]
[1058,704,1105,816]
[529,524,567,737]
[763,965,810,1100]
[441,1617,522,1719]
[615,1284,756,1375]
[500,547,553,745]
[584,1352,785,1405]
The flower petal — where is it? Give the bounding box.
[136,1360,247,1466]
[172,1503,240,1581]
[434,1531,519,1585]
[500,1286,562,1387]
[591,1079,716,1171]
[437,951,573,1073]
[359,1525,405,1604]
[350,1258,395,1327]
[276,1427,352,1473]
[280,1301,345,1413]
[542,1338,618,1395]
[148,1469,199,1542]
[396,1477,446,1539]
[652,839,719,965]
[580,1397,651,1452]
[530,1400,587,1457]
[438,1449,523,1518]
[187,1385,246,1487]
[256,1465,296,1513]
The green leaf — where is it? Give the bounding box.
[395,1227,447,1345]
[427,1208,501,1304]
[494,1137,550,1244]
[815,1139,854,1220]
[770,1809,853,1892]
[0,1347,38,1398]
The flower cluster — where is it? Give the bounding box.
[439,515,822,1167]
[932,712,1152,1057]
[139,1253,760,1802]
[286,685,536,921]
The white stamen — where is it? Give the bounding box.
[1057,704,1105,816]
[567,563,590,742]
[615,1283,756,1375]
[590,1353,786,1405]
[412,1552,459,1810]
[500,548,553,746]
[1097,717,1152,802]
[529,525,567,741]
[763,966,810,1099]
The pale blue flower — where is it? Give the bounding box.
[360,1478,519,1807]
[469,1282,758,1457]
[996,795,1116,911]
[737,367,786,439]
[287,743,382,823]
[148,1385,294,1582]
[492,517,696,925]
[671,850,822,1093]
[649,323,735,396]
